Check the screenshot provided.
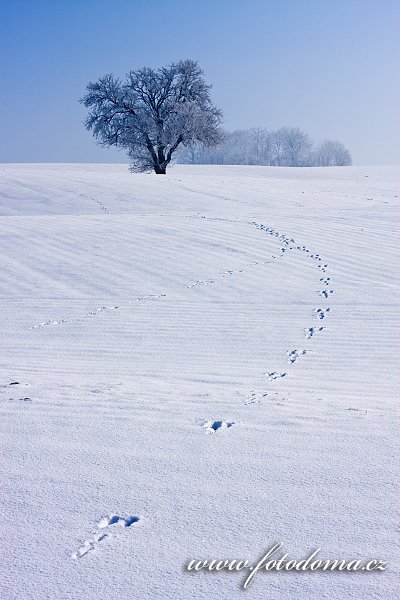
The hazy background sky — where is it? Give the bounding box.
[1,0,399,165]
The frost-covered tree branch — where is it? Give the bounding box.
[80,60,223,174]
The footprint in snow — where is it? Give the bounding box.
[32,319,68,328]
[318,290,334,298]
[0,381,20,388]
[287,349,307,364]
[203,420,235,434]
[71,531,108,559]
[317,264,329,273]
[244,390,269,405]
[8,397,31,402]
[266,372,287,381]
[71,514,140,559]
[314,308,331,320]
[305,326,325,339]
[98,515,140,528]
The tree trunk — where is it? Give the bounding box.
[154,164,166,174]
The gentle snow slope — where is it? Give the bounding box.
[0,164,399,600]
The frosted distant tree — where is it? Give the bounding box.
[250,127,271,165]
[275,127,313,166]
[81,60,223,174]
[270,129,285,166]
[314,139,352,166]
[224,130,253,164]
[174,126,352,168]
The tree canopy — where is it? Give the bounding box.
[81,59,223,174]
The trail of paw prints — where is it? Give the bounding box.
[249,222,295,259]
[186,216,335,409]
[31,307,117,329]
[71,514,140,559]
[6,396,32,402]
[186,215,335,404]
[243,389,270,405]
[64,189,110,214]
[31,319,69,328]
[346,407,368,416]
[186,260,270,289]
[130,293,167,303]
[186,279,215,289]
[207,216,335,405]
[6,178,110,215]
[31,306,118,328]
[0,381,32,403]
[184,215,293,262]
[249,221,332,276]
[30,294,167,329]
[96,199,109,214]
[30,215,289,330]
[172,184,243,206]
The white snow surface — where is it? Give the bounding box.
[0,163,399,599]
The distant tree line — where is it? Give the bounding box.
[175,127,352,167]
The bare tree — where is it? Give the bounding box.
[81,60,223,174]
[270,129,285,166]
[314,139,352,166]
[275,127,313,166]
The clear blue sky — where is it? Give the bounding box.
[1,0,399,164]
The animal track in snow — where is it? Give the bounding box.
[317,264,329,273]
[266,372,287,380]
[287,349,307,364]
[88,305,119,315]
[65,189,110,214]
[133,293,167,303]
[97,514,140,528]
[185,217,334,399]
[71,532,108,559]
[71,514,140,559]
[203,420,235,434]
[0,381,21,388]
[305,326,325,339]
[243,390,269,405]
[8,397,31,402]
[186,279,215,289]
[32,319,68,328]
[186,260,267,289]
[318,290,334,298]
[181,215,334,396]
[29,211,334,402]
[31,294,167,329]
[346,407,368,415]
[245,218,335,390]
[95,199,109,214]
[314,308,331,320]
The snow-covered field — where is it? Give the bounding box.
[0,163,398,599]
